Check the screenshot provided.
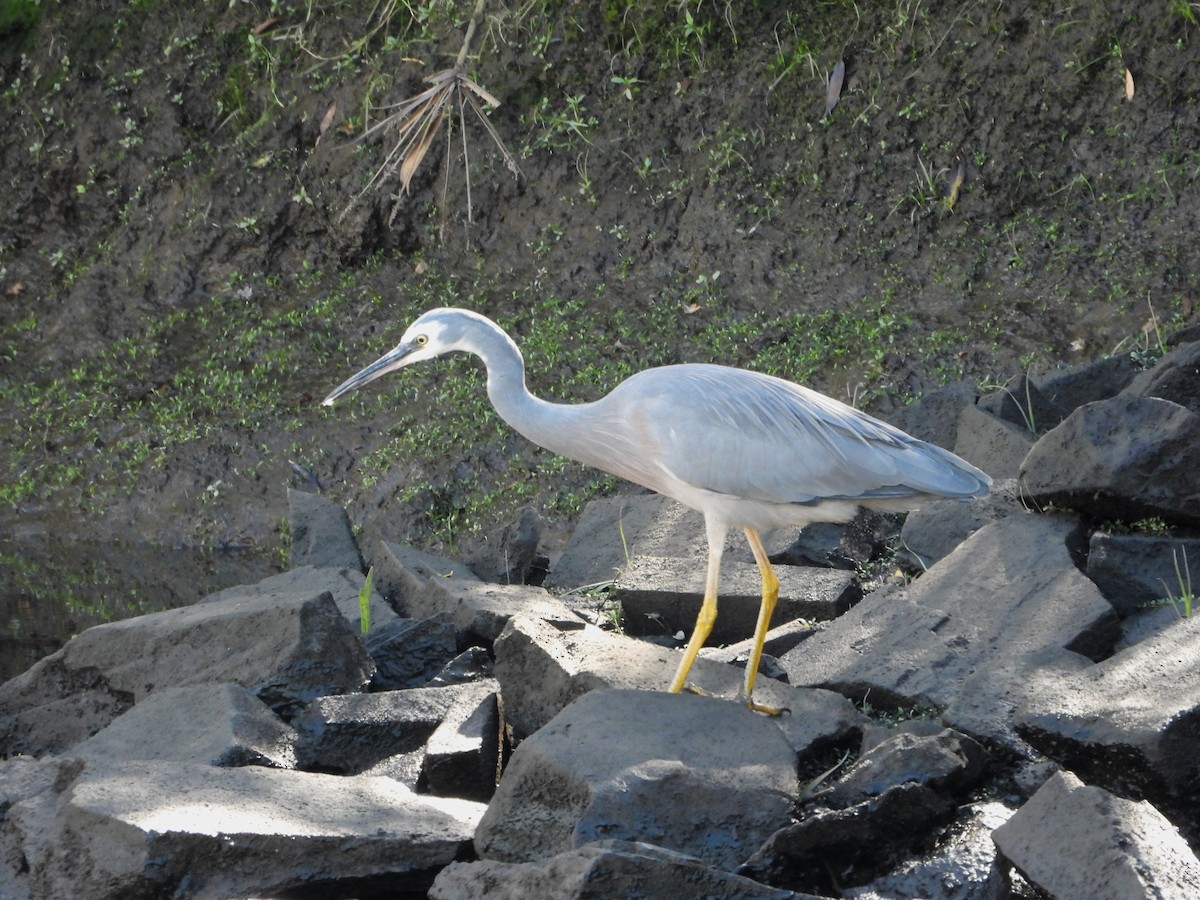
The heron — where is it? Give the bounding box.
[323,307,991,712]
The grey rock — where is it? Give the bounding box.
[492,613,864,749]
[408,578,585,645]
[742,782,955,893]
[1125,339,1200,413]
[294,681,495,775]
[6,759,484,899]
[780,514,1118,751]
[496,506,548,585]
[1086,531,1200,616]
[978,373,1064,433]
[1014,615,1200,832]
[605,555,860,642]
[0,588,372,754]
[953,404,1034,480]
[475,689,799,871]
[287,487,364,571]
[772,509,892,570]
[701,616,821,666]
[431,839,802,900]
[845,801,1012,900]
[819,727,988,809]
[368,611,459,690]
[889,379,980,450]
[898,478,1020,570]
[423,681,502,802]
[202,564,396,632]
[372,539,481,614]
[72,683,296,768]
[429,646,496,686]
[992,770,1200,899]
[1038,352,1140,413]
[1019,394,1200,527]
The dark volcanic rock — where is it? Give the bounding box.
[1019,395,1200,527]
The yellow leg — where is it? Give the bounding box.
[668,538,722,693]
[740,526,783,715]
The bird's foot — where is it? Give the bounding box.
[745,697,788,717]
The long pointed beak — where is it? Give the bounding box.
[322,342,416,406]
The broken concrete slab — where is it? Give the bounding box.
[992,770,1200,899]
[0,588,373,755]
[373,540,481,615]
[294,681,497,776]
[405,578,586,645]
[8,759,484,899]
[898,478,1020,570]
[201,564,396,632]
[431,839,802,900]
[287,487,365,572]
[605,555,860,642]
[422,681,502,802]
[71,683,296,768]
[779,513,1118,751]
[367,612,459,690]
[1014,615,1200,833]
[475,689,799,871]
[492,613,864,751]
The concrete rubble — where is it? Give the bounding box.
[3,340,1200,897]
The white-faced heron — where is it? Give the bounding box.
[323,307,991,711]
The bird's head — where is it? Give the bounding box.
[322,307,487,406]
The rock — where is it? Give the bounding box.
[1014,615,1200,834]
[431,839,801,900]
[287,487,364,571]
[496,505,548,585]
[367,612,459,689]
[1125,339,1200,413]
[742,782,955,893]
[898,478,1020,570]
[771,509,893,570]
[474,689,799,871]
[429,646,496,686]
[0,588,373,754]
[422,682,502,802]
[845,801,1012,900]
[5,759,484,899]
[779,513,1118,751]
[606,555,861,641]
[71,683,296,768]
[408,578,586,645]
[818,727,988,809]
[492,613,864,749]
[992,770,1200,899]
[293,681,497,777]
[889,379,980,450]
[977,372,1064,433]
[1019,394,1200,527]
[1038,352,1140,413]
[1086,531,1200,616]
[372,539,481,613]
[202,564,397,632]
[952,404,1034,479]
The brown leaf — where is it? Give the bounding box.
[1124,68,1135,101]
[825,59,846,116]
[5,281,24,296]
[683,302,701,314]
[319,101,337,137]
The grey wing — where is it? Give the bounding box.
[617,365,989,505]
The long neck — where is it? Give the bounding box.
[470,321,587,458]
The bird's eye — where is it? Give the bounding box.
[415,334,428,346]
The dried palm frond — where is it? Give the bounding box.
[337,0,521,228]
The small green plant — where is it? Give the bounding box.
[1161,548,1193,618]
[359,566,374,635]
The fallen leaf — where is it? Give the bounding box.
[5,281,23,296]
[683,302,701,314]
[944,157,966,210]
[1125,67,1135,101]
[319,101,337,137]
[825,59,845,116]
[414,260,428,275]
